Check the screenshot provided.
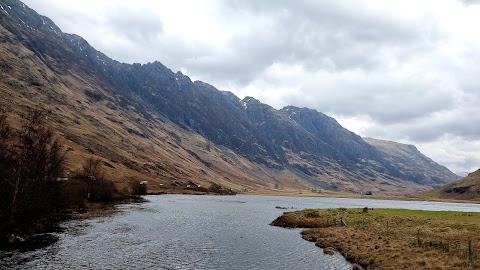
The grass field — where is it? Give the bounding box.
[272,208,480,269]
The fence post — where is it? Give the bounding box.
[417,229,421,246]
[468,239,472,263]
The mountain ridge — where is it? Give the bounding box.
[0,0,459,195]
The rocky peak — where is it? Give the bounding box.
[243,96,262,105]
[281,105,378,162]
[0,0,61,35]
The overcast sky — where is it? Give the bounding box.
[21,0,480,174]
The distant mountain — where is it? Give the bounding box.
[0,0,458,195]
[364,138,459,186]
[421,169,480,201]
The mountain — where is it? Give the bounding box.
[421,169,480,201]
[363,138,459,186]
[0,0,458,195]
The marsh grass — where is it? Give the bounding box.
[272,208,480,270]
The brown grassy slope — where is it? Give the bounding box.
[281,148,433,196]
[0,24,308,193]
[421,169,480,201]
[272,208,480,270]
[364,137,459,186]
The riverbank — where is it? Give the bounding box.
[147,183,237,196]
[272,208,480,270]
[0,196,146,251]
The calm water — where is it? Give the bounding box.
[1,195,480,269]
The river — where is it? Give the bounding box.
[1,195,480,269]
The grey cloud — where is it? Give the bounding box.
[30,0,444,88]
[272,70,457,125]
[458,0,480,5]
[105,6,163,43]
[426,141,480,174]
[362,105,480,143]
[461,157,480,173]
[409,114,480,142]
[179,0,444,87]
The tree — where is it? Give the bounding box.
[13,112,65,227]
[81,156,102,198]
[75,156,118,202]
[0,111,66,235]
[82,156,103,180]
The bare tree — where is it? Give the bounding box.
[5,111,66,231]
[81,156,104,199]
[82,156,103,179]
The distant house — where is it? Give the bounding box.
[139,181,148,186]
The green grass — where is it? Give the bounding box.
[272,207,480,270]
[367,208,480,224]
[298,208,480,225]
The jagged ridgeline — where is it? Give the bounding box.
[0,0,459,195]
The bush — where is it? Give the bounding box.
[129,180,147,196]
[70,174,118,203]
[58,178,88,209]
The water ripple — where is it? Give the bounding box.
[3,195,479,269]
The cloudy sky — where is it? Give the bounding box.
[22,0,480,174]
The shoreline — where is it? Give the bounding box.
[246,191,480,204]
[0,197,146,251]
[146,187,480,205]
[245,190,480,205]
[272,208,480,270]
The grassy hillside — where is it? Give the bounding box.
[421,169,480,201]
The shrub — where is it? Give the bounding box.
[58,178,88,209]
[69,173,118,203]
[129,180,147,196]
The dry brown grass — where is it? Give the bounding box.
[272,208,480,270]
